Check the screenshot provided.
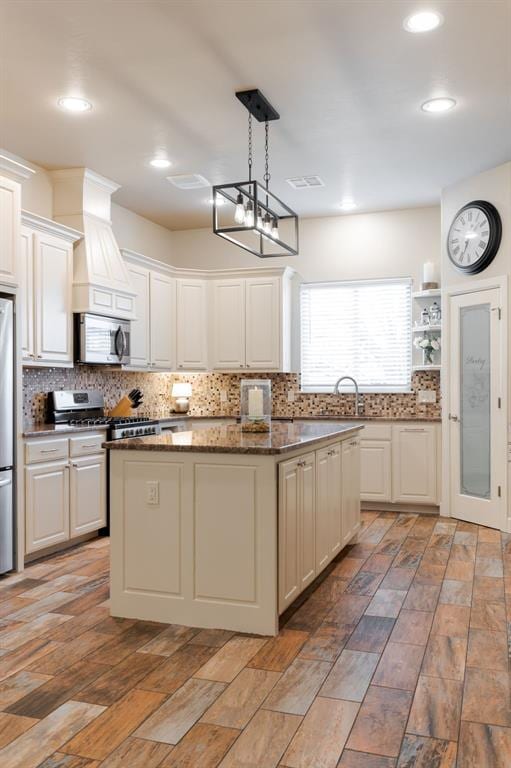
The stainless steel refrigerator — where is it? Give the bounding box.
[0,296,14,573]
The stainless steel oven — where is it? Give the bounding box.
[75,313,130,365]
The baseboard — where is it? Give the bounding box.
[24,532,100,564]
[362,502,440,516]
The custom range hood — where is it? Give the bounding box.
[50,168,136,320]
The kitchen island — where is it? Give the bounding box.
[105,421,363,635]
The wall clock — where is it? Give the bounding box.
[447,200,502,274]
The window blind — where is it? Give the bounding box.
[300,278,412,393]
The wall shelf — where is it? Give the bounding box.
[412,324,442,333]
[412,364,441,372]
[412,289,441,299]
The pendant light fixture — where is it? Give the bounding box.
[213,89,299,258]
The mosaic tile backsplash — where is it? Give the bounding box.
[23,367,441,423]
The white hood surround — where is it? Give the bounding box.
[50,168,136,319]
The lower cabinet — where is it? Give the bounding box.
[69,454,106,537]
[279,436,360,613]
[360,439,391,502]
[279,452,316,612]
[25,434,107,555]
[342,437,361,545]
[25,461,70,552]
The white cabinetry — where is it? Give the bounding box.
[127,263,150,369]
[0,174,21,286]
[150,271,176,371]
[315,443,342,571]
[392,424,437,504]
[211,279,245,369]
[21,213,82,367]
[279,452,316,612]
[360,440,391,502]
[25,461,70,552]
[245,276,281,370]
[176,278,208,370]
[70,454,106,537]
[25,433,106,555]
[342,437,361,545]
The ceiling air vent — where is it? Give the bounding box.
[286,175,325,189]
[166,174,210,190]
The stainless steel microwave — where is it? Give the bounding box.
[75,313,131,365]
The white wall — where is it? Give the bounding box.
[171,206,440,286]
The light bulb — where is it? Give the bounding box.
[245,200,254,227]
[271,218,279,239]
[234,193,245,224]
[256,208,263,229]
[263,213,272,235]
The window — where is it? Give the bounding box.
[300,278,412,393]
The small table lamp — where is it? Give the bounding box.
[172,382,192,413]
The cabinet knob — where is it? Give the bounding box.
[37,355,43,359]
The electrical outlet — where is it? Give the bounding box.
[146,481,159,505]
[418,389,436,404]
[220,390,228,403]
[287,390,295,403]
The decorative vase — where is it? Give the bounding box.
[423,347,434,366]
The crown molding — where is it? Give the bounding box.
[21,210,83,242]
[0,154,36,181]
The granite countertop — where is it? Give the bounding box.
[23,423,109,438]
[103,421,364,455]
[156,414,441,423]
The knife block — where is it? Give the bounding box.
[109,396,133,417]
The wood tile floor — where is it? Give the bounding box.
[0,511,510,767]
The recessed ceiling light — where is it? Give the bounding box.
[57,96,92,113]
[404,10,443,33]
[421,97,456,113]
[339,199,357,212]
[150,157,172,169]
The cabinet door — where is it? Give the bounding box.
[245,277,280,370]
[25,461,69,553]
[176,279,208,370]
[360,440,392,502]
[392,425,437,504]
[278,457,300,612]
[127,264,150,369]
[20,226,34,361]
[0,175,21,286]
[211,279,245,369]
[69,454,106,537]
[328,443,343,558]
[342,438,361,545]
[299,452,316,591]
[315,446,331,572]
[34,232,73,364]
[150,271,175,370]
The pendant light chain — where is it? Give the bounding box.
[264,119,271,189]
[248,112,253,182]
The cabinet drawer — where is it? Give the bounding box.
[25,438,69,464]
[359,423,392,440]
[69,433,106,457]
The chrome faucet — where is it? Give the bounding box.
[333,375,364,416]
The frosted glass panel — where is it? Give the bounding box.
[460,304,491,499]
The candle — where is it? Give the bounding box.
[423,261,437,284]
[248,387,264,420]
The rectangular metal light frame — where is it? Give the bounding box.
[212,179,299,258]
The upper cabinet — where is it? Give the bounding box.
[211,279,246,369]
[21,213,82,367]
[176,278,208,370]
[0,175,21,287]
[211,271,294,372]
[126,262,150,369]
[150,271,175,370]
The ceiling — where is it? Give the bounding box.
[1,0,510,230]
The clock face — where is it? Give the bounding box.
[447,200,502,274]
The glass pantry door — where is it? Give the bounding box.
[449,288,506,529]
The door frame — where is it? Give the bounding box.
[441,274,509,531]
